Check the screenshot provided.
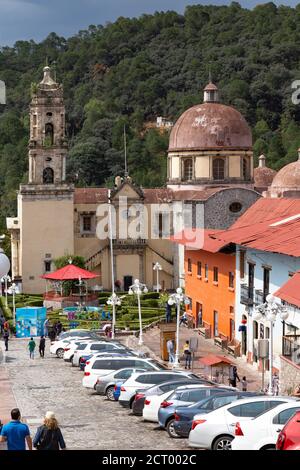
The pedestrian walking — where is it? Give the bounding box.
[166,339,175,363]
[33,411,66,450]
[3,328,9,351]
[183,340,192,369]
[0,314,5,335]
[3,320,9,332]
[241,376,247,391]
[179,312,188,327]
[0,408,32,451]
[43,318,49,338]
[165,302,172,323]
[28,337,36,359]
[39,336,46,358]
[229,365,240,388]
[56,320,62,336]
[272,373,279,396]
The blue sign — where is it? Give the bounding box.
[16,307,47,338]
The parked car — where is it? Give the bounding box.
[173,391,262,438]
[157,385,234,437]
[83,357,167,389]
[58,329,102,341]
[63,339,95,362]
[231,400,300,450]
[188,396,295,450]
[276,410,300,450]
[95,368,148,400]
[79,350,135,371]
[132,378,209,416]
[119,371,198,409]
[72,341,129,367]
[50,337,92,358]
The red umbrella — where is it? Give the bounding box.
[41,264,99,281]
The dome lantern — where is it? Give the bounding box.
[203,81,219,103]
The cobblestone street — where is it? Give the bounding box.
[0,338,190,450]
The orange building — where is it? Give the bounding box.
[175,229,236,343]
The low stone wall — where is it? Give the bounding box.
[279,356,300,395]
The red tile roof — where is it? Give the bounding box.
[74,188,108,204]
[171,229,226,252]
[199,355,234,367]
[274,272,300,308]
[143,188,173,203]
[212,199,300,257]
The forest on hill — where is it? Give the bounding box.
[1,2,300,233]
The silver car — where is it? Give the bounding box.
[72,341,126,367]
[95,368,147,400]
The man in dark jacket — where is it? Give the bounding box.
[3,329,9,351]
[39,336,46,358]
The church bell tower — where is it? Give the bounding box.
[28,66,67,185]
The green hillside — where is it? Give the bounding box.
[1,2,300,234]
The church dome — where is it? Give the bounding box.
[271,151,300,192]
[169,82,252,152]
[254,154,277,190]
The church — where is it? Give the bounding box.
[7,66,267,294]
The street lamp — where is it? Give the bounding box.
[2,274,11,307]
[253,294,288,395]
[107,292,122,339]
[128,279,148,345]
[168,287,190,369]
[153,262,162,293]
[7,282,19,327]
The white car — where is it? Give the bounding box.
[63,339,95,362]
[72,341,128,367]
[119,371,197,409]
[188,396,295,450]
[232,401,300,450]
[50,337,91,358]
[83,357,167,390]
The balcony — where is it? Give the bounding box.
[254,289,264,305]
[240,283,254,305]
[112,238,146,248]
[282,335,300,365]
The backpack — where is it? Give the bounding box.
[37,426,59,450]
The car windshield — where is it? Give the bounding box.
[147,359,167,370]
[197,394,235,410]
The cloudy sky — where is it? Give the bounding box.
[0,0,298,46]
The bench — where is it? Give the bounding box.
[227,338,241,357]
[214,333,228,350]
[198,322,211,339]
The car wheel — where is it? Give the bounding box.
[260,445,276,451]
[56,348,64,359]
[106,386,115,401]
[212,435,233,450]
[129,397,135,409]
[167,419,180,439]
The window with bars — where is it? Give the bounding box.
[213,158,225,180]
[183,159,193,181]
[213,267,218,283]
[197,261,202,277]
[187,258,192,273]
[205,264,209,279]
[83,216,92,232]
[229,272,235,288]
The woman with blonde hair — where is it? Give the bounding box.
[33,412,66,450]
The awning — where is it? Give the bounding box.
[41,264,99,281]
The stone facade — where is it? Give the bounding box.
[279,356,300,395]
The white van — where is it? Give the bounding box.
[82,356,167,389]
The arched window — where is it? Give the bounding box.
[213,158,225,180]
[242,157,250,180]
[43,167,54,184]
[182,159,193,181]
[45,123,54,145]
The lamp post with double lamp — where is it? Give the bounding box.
[153,262,162,293]
[168,288,190,369]
[128,279,148,345]
[7,282,19,328]
[253,294,289,395]
[107,293,122,339]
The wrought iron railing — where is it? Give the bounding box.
[282,335,300,365]
[240,283,254,305]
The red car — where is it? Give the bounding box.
[276,410,300,450]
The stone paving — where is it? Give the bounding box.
[0,338,190,450]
